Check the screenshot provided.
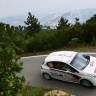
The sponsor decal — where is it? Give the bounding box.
[90,61,95,67]
[50,69,80,82]
[94,68,96,73]
[52,53,73,58]
[50,72,63,77]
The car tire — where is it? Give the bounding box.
[80,79,93,88]
[43,73,51,80]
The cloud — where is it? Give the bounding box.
[0,0,96,17]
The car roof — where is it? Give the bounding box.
[45,51,77,64]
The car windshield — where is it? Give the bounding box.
[71,53,90,70]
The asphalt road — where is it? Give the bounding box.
[19,53,96,96]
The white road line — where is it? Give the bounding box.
[21,52,96,59]
[21,55,47,59]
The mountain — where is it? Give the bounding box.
[48,8,96,28]
[0,8,96,28]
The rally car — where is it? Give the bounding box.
[41,51,96,88]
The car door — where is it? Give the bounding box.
[47,61,64,80]
[60,62,80,83]
[47,61,80,82]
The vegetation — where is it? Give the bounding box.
[17,85,73,96]
[0,23,25,96]
[0,12,96,95]
[17,85,50,96]
[24,12,41,36]
[0,12,96,54]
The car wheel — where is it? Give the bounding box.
[80,79,93,88]
[43,73,51,80]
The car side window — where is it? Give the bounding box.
[47,61,78,73]
[53,62,62,69]
[47,62,54,68]
[47,61,62,69]
[60,62,78,73]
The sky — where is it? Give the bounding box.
[0,0,96,18]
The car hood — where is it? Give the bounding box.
[82,56,96,75]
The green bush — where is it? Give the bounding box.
[27,30,56,52]
[17,85,49,96]
[0,45,25,96]
[69,38,80,47]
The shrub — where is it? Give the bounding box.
[69,38,80,47]
[0,45,25,96]
[17,85,49,96]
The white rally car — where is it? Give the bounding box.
[41,51,96,88]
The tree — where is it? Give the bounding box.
[24,12,41,36]
[0,23,6,41]
[0,23,25,96]
[71,18,82,39]
[74,18,81,27]
[55,17,71,47]
[56,17,70,30]
[81,14,96,43]
[0,44,25,96]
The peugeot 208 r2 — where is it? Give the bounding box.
[41,51,96,88]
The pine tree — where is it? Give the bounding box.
[24,12,41,36]
[56,17,70,30]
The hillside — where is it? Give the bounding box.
[0,8,96,28]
